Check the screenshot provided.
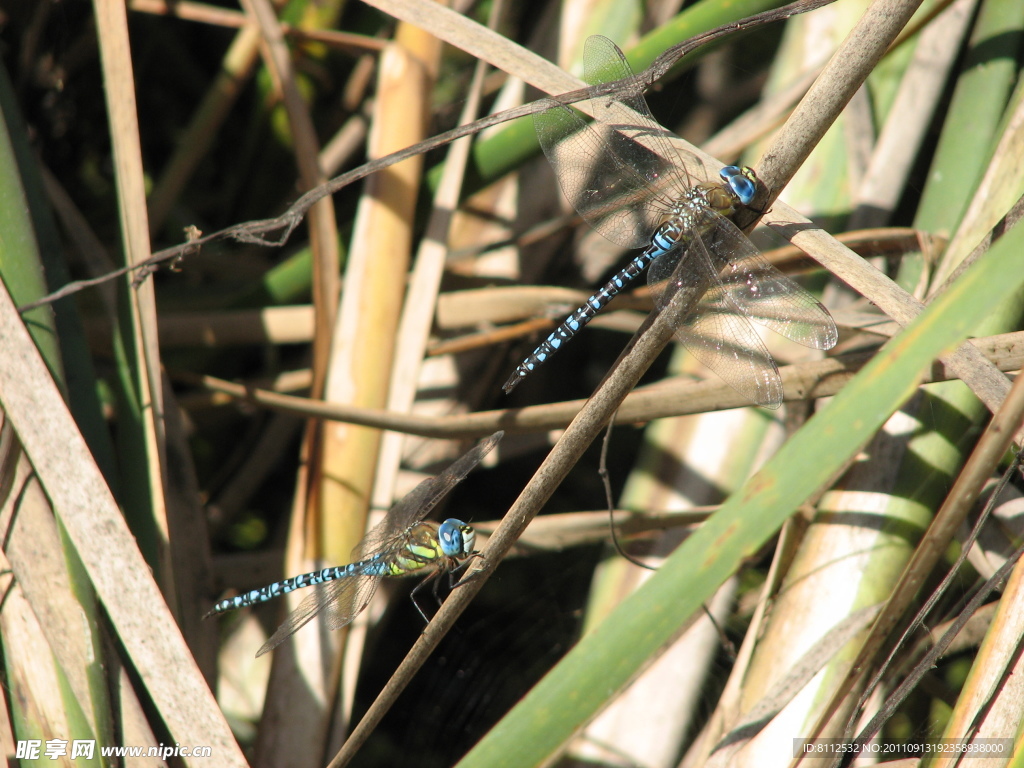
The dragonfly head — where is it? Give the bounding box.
[719,165,757,207]
[438,518,476,558]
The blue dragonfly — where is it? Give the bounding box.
[205,432,502,657]
[503,35,837,407]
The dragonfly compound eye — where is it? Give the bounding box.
[438,518,474,557]
[719,165,757,207]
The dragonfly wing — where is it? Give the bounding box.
[678,281,785,409]
[583,35,692,194]
[323,570,380,631]
[535,36,695,248]
[354,432,503,560]
[648,230,784,408]
[693,208,838,350]
[257,572,375,657]
[535,100,662,249]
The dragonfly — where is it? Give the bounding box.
[205,432,503,657]
[502,35,837,408]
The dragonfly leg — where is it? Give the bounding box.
[409,554,483,623]
[409,569,445,623]
[450,552,484,588]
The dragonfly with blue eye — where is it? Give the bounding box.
[503,35,837,408]
[205,432,503,657]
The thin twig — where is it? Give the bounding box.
[187,330,1024,436]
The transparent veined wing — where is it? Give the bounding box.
[650,240,784,408]
[648,205,837,408]
[582,34,694,198]
[534,100,663,249]
[258,568,379,656]
[534,36,691,249]
[693,211,838,350]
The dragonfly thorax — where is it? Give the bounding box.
[655,185,723,243]
[684,165,758,219]
[699,183,742,217]
[437,518,475,558]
